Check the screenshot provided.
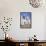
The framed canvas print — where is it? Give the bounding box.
[20,12,32,28]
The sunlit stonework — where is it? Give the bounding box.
[29,0,43,8]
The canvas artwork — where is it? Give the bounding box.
[20,12,32,28]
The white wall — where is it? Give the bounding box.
[44,15,46,40]
[0,0,46,40]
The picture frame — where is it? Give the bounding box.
[20,12,32,28]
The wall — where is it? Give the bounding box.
[44,15,46,40]
[0,0,46,40]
